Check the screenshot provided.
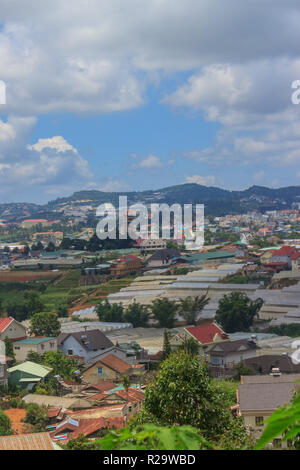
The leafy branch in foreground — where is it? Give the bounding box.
[255,390,300,450]
[96,424,214,450]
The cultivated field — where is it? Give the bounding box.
[0,270,61,282]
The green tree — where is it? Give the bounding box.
[150,298,178,328]
[23,291,45,316]
[96,300,123,322]
[0,409,13,436]
[30,311,61,337]
[178,337,199,356]
[178,294,210,326]
[24,403,48,432]
[215,292,263,333]
[3,336,15,363]
[56,302,69,318]
[161,330,172,361]
[123,302,149,327]
[43,351,81,380]
[26,351,43,364]
[141,350,232,437]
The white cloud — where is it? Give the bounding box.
[131,154,163,169]
[1,1,300,115]
[0,117,93,198]
[184,175,218,186]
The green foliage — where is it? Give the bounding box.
[123,301,149,327]
[97,424,213,450]
[24,403,48,432]
[232,362,254,381]
[255,390,300,450]
[121,375,131,393]
[162,330,172,361]
[178,294,210,326]
[62,434,99,450]
[55,302,69,318]
[96,299,123,322]
[142,350,232,437]
[43,350,81,381]
[266,323,300,338]
[30,311,61,336]
[0,409,13,436]
[150,298,178,328]
[178,337,200,356]
[215,292,263,333]
[5,290,45,322]
[3,336,15,363]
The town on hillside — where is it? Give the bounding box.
[0,205,300,450]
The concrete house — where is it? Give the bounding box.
[13,337,57,362]
[237,373,300,448]
[0,317,27,342]
[208,338,258,378]
[171,322,229,354]
[82,353,145,384]
[57,329,114,363]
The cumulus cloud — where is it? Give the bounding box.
[1,1,300,195]
[0,117,93,200]
[1,1,300,115]
[131,154,163,169]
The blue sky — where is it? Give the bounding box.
[1,1,300,203]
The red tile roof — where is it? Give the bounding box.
[274,246,296,256]
[51,416,125,442]
[291,252,300,260]
[185,323,228,345]
[100,354,132,374]
[0,317,13,333]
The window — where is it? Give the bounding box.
[98,367,103,374]
[273,439,282,449]
[68,349,73,355]
[255,416,264,427]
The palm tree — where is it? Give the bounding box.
[121,374,131,402]
[178,337,200,356]
[178,293,210,326]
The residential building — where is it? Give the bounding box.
[171,322,229,354]
[208,338,258,378]
[237,373,300,447]
[243,354,300,375]
[110,255,143,278]
[50,416,125,444]
[13,337,57,362]
[291,252,300,271]
[0,317,27,342]
[57,329,114,363]
[82,353,145,384]
[8,361,53,391]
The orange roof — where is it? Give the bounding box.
[51,416,125,443]
[0,433,55,450]
[100,354,131,374]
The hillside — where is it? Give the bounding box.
[1,184,300,221]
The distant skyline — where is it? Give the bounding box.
[1,1,300,203]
